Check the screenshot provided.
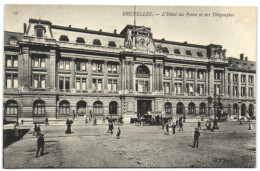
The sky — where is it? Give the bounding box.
[4,5,257,61]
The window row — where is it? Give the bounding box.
[164,102,207,115]
[228,86,254,97]
[228,74,254,84]
[174,69,206,79]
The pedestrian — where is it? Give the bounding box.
[45,117,49,125]
[166,123,169,135]
[111,122,114,134]
[249,121,252,130]
[33,123,37,136]
[162,121,165,130]
[116,127,121,139]
[176,120,179,128]
[179,122,183,131]
[107,120,112,133]
[208,121,211,130]
[171,123,176,134]
[14,125,19,138]
[65,119,72,134]
[193,128,200,148]
[36,125,41,135]
[36,133,45,157]
[198,120,201,130]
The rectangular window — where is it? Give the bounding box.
[214,71,221,80]
[59,60,64,70]
[65,77,70,89]
[164,68,170,77]
[175,69,183,78]
[76,78,81,90]
[249,87,253,97]
[175,83,183,94]
[228,73,230,83]
[76,62,81,71]
[93,78,102,91]
[92,62,103,72]
[6,74,18,89]
[82,78,86,90]
[34,57,39,67]
[249,75,254,83]
[214,84,221,95]
[59,77,64,89]
[241,75,246,83]
[113,80,117,91]
[233,86,238,96]
[233,74,238,83]
[33,57,46,68]
[241,87,246,96]
[6,55,18,67]
[108,63,118,73]
[76,78,87,90]
[197,70,205,79]
[228,85,231,95]
[6,56,12,67]
[65,61,70,70]
[197,84,204,95]
[59,77,70,90]
[33,75,45,88]
[76,62,87,71]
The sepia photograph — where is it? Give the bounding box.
[2,4,256,168]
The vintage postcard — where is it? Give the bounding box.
[3,5,256,168]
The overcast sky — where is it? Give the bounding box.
[4,5,256,61]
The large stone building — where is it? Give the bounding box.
[3,18,256,123]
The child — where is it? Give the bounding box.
[116,127,121,139]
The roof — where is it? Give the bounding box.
[4,31,23,45]
[228,57,256,72]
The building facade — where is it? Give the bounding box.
[3,18,256,122]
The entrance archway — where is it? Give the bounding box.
[249,104,254,117]
[137,100,152,117]
[77,101,86,115]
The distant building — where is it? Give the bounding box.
[3,18,256,122]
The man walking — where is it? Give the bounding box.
[198,120,201,130]
[116,127,121,139]
[179,122,183,131]
[166,123,169,135]
[171,123,176,134]
[193,128,200,148]
[36,133,45,157]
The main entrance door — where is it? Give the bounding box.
[137,100,152,117]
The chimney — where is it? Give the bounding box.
[23,23,27,33]
[240,53,244,60]
[114,29,117,34]
[161,38,165,41]
[85,27,88,30]
[69,25,71,28]
[99,29,102,32]
[245,57,248,61]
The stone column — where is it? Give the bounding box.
[230,73,233,98]
[21,47,30,92]
[205,69,208,96]
[49,50,56,92]
[130,61,134,91]
[209,65,214,96]
[171,66,175,94]
[238,72,241,99]
[103,60,108,93]
[245,73,248,98]
[159,64,163,92]
[183,68,186,93]
[125,61,129,90]
[70,58,76,93]
[88,59,93,93]
[121,59,125,92]
[224,67,229,97]
[194,69,198,94]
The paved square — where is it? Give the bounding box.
[4,121,256,168]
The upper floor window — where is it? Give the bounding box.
[108,41,116,47]
[33,75,46,89]
[6,74,18,89]
[33,57,46,68]
[233,74,238,83]
[233,86,238,96]
[186,70,194,79]
[163,82,170,94]
[93,39,102,46]
[214,71,221,80]
[197,84,205,95]
[76,78,87,90]
[108,63,118,73]
[185,50,192,56]
[108,79,117,91]
[92,61,103,72]
[136,65,150,78]
[186,83,194,94]
[228,73,230,83]
[197,70,205,79]
[6,55,18,67]
[249,75,254,83]
[9,36,18,45]
[214,84,221,95]
[241,87,246,96]
[249,87,253,97]
[93,78,102,91]
[241,75,246,83]
[34,25,46,38]
[76,37,85,44]
[59,60,70,70]
[59,77,70,90]
[76,61,87,72]
[174,68,183,78]
[197,52,203,57]
[175,83,183,94]
[174,49,181,55]
[163,68,170,77]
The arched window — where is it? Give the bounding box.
[59,100,70,115]
[77,101,86,115]
[241,104,246,116]
[188,102,195,115]
[165,102,172,115]
[249,104,254,117]
[176,102,184,115]
[199,103,206,115]
[33,100,45,115]
[5,100,18,115]
[136,65,150,78]
[233,103,239,114]
[109,101,118,115]
[93,101,103,116]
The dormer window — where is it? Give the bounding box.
[174,49,181,55]
[161,47,169,53]
[9,36,18,45]
[108,41,116,47]
[185,50,192,56]
[60,35,69,42]
[197,52,203,57]
[93,39,102,46]
[76,37,85,44]
[34,25,46,38]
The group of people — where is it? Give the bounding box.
[33,124,45,157]
[162,117,184,135]
[107,120,121,139]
